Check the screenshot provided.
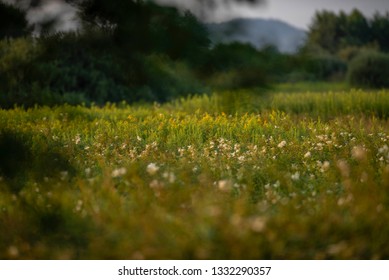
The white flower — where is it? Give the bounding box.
[321,161,330,172]
[149,179,163,189]
[112,167,127,178]
[352,146,366,161]
[291,172,300,181]
[336,160,349,177]
[304,151,311,158]
[217,180,232,192]
[238,155,245,163]
[60,171,68,180]
[146,163,159,175]
[249,217,267,233]
[277,140,287,148]
[163,172,176,183]
[74,134,81,145]
[378,145,388,154]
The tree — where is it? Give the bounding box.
[342,9,371,47]
[370,12,389,52]
[62,0,210,63]
[0,1,31,39]
[306,9,389,54]
[307,10,345,53]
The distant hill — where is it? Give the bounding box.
[206,18,307,54]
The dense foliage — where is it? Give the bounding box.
[347,51,389,89]
[1,1,389,108]
[0,1,31,39]
[307,9,389,54]
[0,0,214,107]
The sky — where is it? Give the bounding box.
[5,0,389,31]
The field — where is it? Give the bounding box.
[1,87,389,259]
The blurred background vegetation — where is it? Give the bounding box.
[1,0,389,108]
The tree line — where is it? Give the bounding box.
[307,9,389,54]
[1,1,389,108]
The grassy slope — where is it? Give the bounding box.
[1,88,389,259]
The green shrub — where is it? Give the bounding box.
[306,54,347,80]
[204,43,271,89]
[0,32,206,108]
[347,51,389,88]
[135,54,205,102]
[0,38,39,91]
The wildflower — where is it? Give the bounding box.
[249,217,267,233]
[304,151,311,158]
[291,172,300,181]
[8,246,19,258]
[208,206,222,218]
[60,171,68,181]
[360,172,368,183]
[162,172,176,183]
[112,167,127,178]
[217,179,232,192]
[352,146,367,161]
[315,142,323,150]
[74,134,81,145]
[230,214,243,227]
[376,204,384,213]
[337,160,350,178]
[378,145,388,154]
[149,179,164,190]
[146,163,159,175]
[327,242,347,256]
[277,140,287,148]
[320,161,330,172]
[238,155,245,163]
[75,200,83,212]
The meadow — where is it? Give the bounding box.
[1,87,389,259]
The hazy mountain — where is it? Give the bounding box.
[206,18,307,53]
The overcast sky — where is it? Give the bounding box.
[157,0,389,29]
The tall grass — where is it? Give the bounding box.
[0,88,388,259]
[174,88,389,119]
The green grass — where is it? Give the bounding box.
[1,88,389,259]
[274,81,350,93]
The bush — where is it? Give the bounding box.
[0,38,39,91]
[203,43,270,89]
[0,32,206,108]
[135,54,205,102]
[347,51,389,89]
[306,54,347,80]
